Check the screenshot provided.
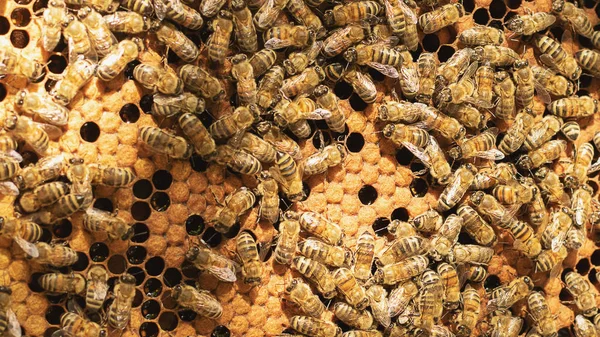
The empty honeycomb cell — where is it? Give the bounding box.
[150,191,170,211]
[145,256,165,277]
[489,19,503,30]
[80,122,100,143]
[140,321,159,337]
[119,103,141,123]
[189,154,209,173]
[9,7,29,27]
[152,170,173,190]
[178,309,197,322]
[334,81,353,100]
[163,268,182,288]
[185,214,205,236]
[124,60,142,80]
[0,16,9,35]
[395,147,414,166]
[349,94,368,111]
[588,269,597,284]
[591,249,600,265]
[484,274,501,291]
[473,8,490,25]
[410,178,428,197]
[0,84,6,103]
[45,305,64,325]
[312,130,332,149]
[577,258,592,275]
[28,273,44,293]
[10,29,29,48]
[131,201,151,221]
[39,228,52,243]
[372,217,391,236]
[358,185,378,205]
[368,68,385,82]
[346,132,365,153]
[51,219,72,238]
[423,34,440,52]
[131,223,150,243]
[139,94,153,114]
[223,222,241,239]
[133,179,153,199]
[144,278,163,297]
[107,254,127,274]
[158,311,178,331]
[550,26,564,39]
[127,245,147,264]
[128,266,146,285]
[580,75,593,89]
[489,0,507,18]
[557,327,571,337]
[89,242,109,262]
[596,4,600,18]
[71,252,89,272]
[44,79,56,93]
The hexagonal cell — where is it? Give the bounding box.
[0,16,9,35]
[358,185,378,205]
[10,8,30,27]
[10,29,29,48]
[80,122,100,142]
[119,103,140,123]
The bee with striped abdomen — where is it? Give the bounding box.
[85,265,108,312]
[39,272,86,295]
[549,96,598,119]
[565,271,598,317]
[290,316,342,337]
[292,256,337,298]
[107,274,136,329]
[96,38,143,81]
[418,3,464,34]
[353,230,375,282]
[213,187,256,233]
[172,284,223,319]
[138,126,192,159]
[186,245,238,282]
[155,22,199,63]
[285,278,325,318]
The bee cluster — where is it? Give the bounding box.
[0,0,599,335]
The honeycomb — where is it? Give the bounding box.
[0,0,599,335]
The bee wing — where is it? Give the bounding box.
[264,38,292,50]
[67,36,98,64]
[33,121,63,140]
[470,149,505,161]
[550,232,567,252]
[304,108,332,120]
[487,286,514,312]
[282,72,309,91]
[151,93,186,116]
[588,158,600,173]
[85,207,116,221]
[153,0,167,21]
[443,171,464,203]
[367,62,399,78]
[257,0,275,27]
[369,293,391,327]
[91,279,109,302]
[207,256,239,282]
[14,236,39,258]
[323,28,348,55]
[38,153,66,171]
[539,53,559,72]
[0,152,21,164]
[533,79,552,105]
[400,67,420,94]
[33,103,69,126]
[0,181,19,196]
[7,309,21,337]
[399,0,418,24]
[388,286,411,317]
[462,96,494,109]
[402,141,431,169]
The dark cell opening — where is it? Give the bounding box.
[557,328,570,337]
[591,249,600,266]
[131,201,151,221]
[140,94,153,114]
[39,228,52,243]
[44,328,60,337]
[349,94,368,111]
[391,207,409,221]
[190,154,209,172]
[489,19,503,30]
[133,180,153,200]
[202,227,223,247]
[395,147,414,165]
[45,79,56,93]
[152,170,173,190]
[519,319,529,335]
[18,151,38,168]
[52,36,67,53]
[334,81,353,100]
[107,254,127,274]
[410,162,426,176]
[368,68,385,82]
[561,268,574,282]
[503,11,517,24]
[128,267,145,285]
[473,8,490,25]
[127,245,147,264]
[410,178,428,197]
[131,223,149,243]
[302,182,311,201]
[462,0,475,12]
[584,0,595,7]
[163,268,183,287]
[0,84,5,102]
[550,26,564,40]
[346,132,365,153]
[0,16,9,35]
[93,198,113,212]
[71,252,89,272]
[186,214,205,236]
[576,89,589,97]
[489,0,507,18]
[223,222,241,239]
[33,0,48,11]
[162,290,178,309]
[372,217,391,236]
[119,103,140,123]
[559,287,573,301]
[133,289,143,308]
[28,273,45,292]
[47,55,67,74]
[141,301,161,319]
[144,278,163,297]
[107,277,118,293]
[588,269,598,284]
[458,232,477,245]
[46,293,66,304]
[89,242,109,262]
[124,60,141,80]
[230,92,238,106]
[580,75,593,89]
[212,326,231,337]
[422,34,440,52]
[80,122,100,142]
[589,180,598,195]
[312,131,332,150]
[45,305,64,325]
[181,261,200,278]
[145,256,165,276]
[158,312,178,331]
[178,309,197,322]
[198,111,214,129]
[409,44,423,61]
[577,258,591,275]
[150,192,170,211]
[10,30,29,48]
[52,219,72,238]
[580,36,594,50]
[484,274,501,291]
[358,185,378,205]
[506,0,521,9]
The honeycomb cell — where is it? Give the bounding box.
[212,326,231,337]
[395,147,414,165]
[44,79,56,93]
[127,245,147,264]
[368,68,385,82]
[119,103,140,123]
[591,249,600,266]
[190,154,209,172]
[145,256,165,276]
[89,242,109,262]
[580,75,593,89]
[410,162,426,176]
[52,219,72,238]
[223,222,241,239]
[349,94,368,111]
[93,198,114,212]
[557,328,570,337]
[372,217,390,236]
[39,228,52,243]
[503,11,517,24]
[71,252,89,272]
[489,0,506,18]
[484,274,501,291]
[133,180,153,199]
[358,185,378,205]
[131,223,150,243]
[10,29,29,48]
[158,311,178,331]
[334,81,353,100]
[489,19,503,30]
[80,122,100,142]
[391,207,409,221]
[423,34,440,52]
[139,94,153,114]
[463,0,475,12]
[202,227,222,247]
[45,305,64,325]
[473,8,490,25]
[144,278,163,297]
[312,130,331,149]
[131,201,151,221]
[44,328,60,337]
[0,16,9,35]
[185,214,205,236]
[178,309,197,322]
[28,273,45,293]
[152,170,173,190]
[139,321,159,337]
[150,192,170,211]
[410,178,428,197]
[107,254,127,274]
[124,60,142,80]
[163,268,183,287]
[0,84,6,102]
[346,132,365,153]
[128,266,146,285]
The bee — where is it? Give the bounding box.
[290,316,342,337]
[490,314,523,337]
[258,123,302,160]
[138,126,192,159]
[179,64,225,101]
[474,46,520,67]
[171,284,222,319]
[457,204,497,247]
[252,171,279,224]
[200,0,226,17]
[366,284,390,328]
[62,14,96,62]
[388,220,417,239]
[303,144,347,177]
[106,274,136,329]
[418,3,464,34]
[412,209,443,233]
[558,2,593,38]
[378,235,429,265]
[523,115,563,151]
[13,90,66,127]
[85,265,108,312]
[14,154,65,190]
[465,265,487,282]
[152,92,205,118]
[82,208,133,240]
[565,143,595,188]
[273,213,299,264]
[50,58,96,106]
[28,192,84,225]
[518,140,567,170]
[560,121,580,142]
[498,109,536,155]
[0,155,20,194]
[388,280,418,317]
[437,263,461,309]
[534,246,567,275]
[286,0,325,38]
[322,25,366,58]
[77,6,117,57]
[488,276,535,312]
[565,271,598,317]
[155,22,199,63]
[449,127,504,161]
[0,287,20,337]
[185,245,238,282]
[412,135,453,185]
[353,230,375,282]
[572,184,594,228]
[231,0,257,52]
[282,66,325,98]
[267,151,303,200]
[492,71,517,120]
[534,34,581,81]
[414,104,466,142]
[444,104,483,133]
[344,43,403,78]
[459,25,504,46]
[436,47,473,86]
[38,272,86,295]
[574,49,600,78]
[492,179,536,205]
[264,24,312,50]
[512,59,541,108]
[272,96,324,139]
[0,217,42,259]
[449,244,494,265]
[470,191,517,227]
[374,254,429,285]
[313,85,347,133]
[324,1,382,27]
[207,10,234,63]
[298,238,352,268]
[541,208,572,252]
[377,100,421,124]
[285,278,325,318]
[133,63,183,95]
[178,113,216,161]
[293,211,344,245]
[231,54,257,106]
[253,0,289,31]
[531,65,574,97]
[249,49,278,77]
[473,62,495,106]
[292,257,337,298]
[96,38,143,81]
[333,268,369,309]
[505,12,556,36]
[565,226,586,250]
[437,164,477,212]
[333,302,373,330]
[437,63,490,109]
[121,0,165,17]
[103,11,153,34]
[429,215,462,262]
[29,242,79,267]
[549,96,598,119]
[40,0,67,52]
[257,66,285,110]
[527,291,557,337]
[63,157,93,210]
[573,315,598,337]
[213,187,255,233]
[59,312,107,337]
[16,181,70,214]
[396,48,419,101]
[416,53,439,104]
[211,106,259,141]
[506,219,542,258]
[414,269,444,333]
[164,0,204,30]
[529,187,549,228]
[456,284,480,337]
[285,41,323,76]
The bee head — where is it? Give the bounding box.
[581,183,594,194]
[273,111,287,128]
[15,90,27,107]
[3,114,17,131]
[470,191,485,207]
[219,10,233,20]
[120,274,136,285]
[514,59,528,69]
[282,60,296,76]
[522,276,534,289]
[231,0,245,10]
[517,155,532,170]
[343,248,354,266]
[231,54,247,65]
[552,0,564,13]
[259,171,271,181]
[343,48,358,63]
[313,85,329,98]
[464,163,477,174]
[30,61,47,83]
[594,99,599,113]
[382,124,395,138]
[455,3,465,16]
[506,16,523,31]
[171,285,183,299]
[50,0,65,8]
[570,67,582,81]
[457,326,472,337]
[564,175,577,189]
[377,105,389,121]
[185,246,200,261]
[336,144,347,160]
[285,278,298,293]
[323,10,334,27]
[454,126,466,141]
[76,6,92,20]
[314,66,325,81]
[213,90,226,102]
[0,286,12,295]
[121,226,135,241]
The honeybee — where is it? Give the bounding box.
[155,22,199,63]
[572,184,594,229]
[282,66,325,98]
[152,92,205,118]
[519,140,567,170]
[437,262,461,309]
[488,276,534,312]
[574,49,600,78]
[257,66,285,110]
[78,7,117,57]
[534,34,581,80]
[449,244,494,265]
[50,58,96,106]
[465,265,487,282]
[0,156,20,195]
[353,230,375,281]
[541,208,572,252]
[138,126,192,159]
[103,11,153,34]
[324,1,382,27]
[313,85,346,133]
[0,217,42,259]
[527,291,557,337]
[40,0,67,52]
[58,312,107,337]
[177,113,216,160]
[429,215,462,261]
[252,0,288,31]
[273,214,299,265]
[565,143,595,188]
[292,257,337,298]
[264,24,312,50]
[285,42,323,76]
[210,105,259,141]
[285,278,325,318]
[411,135,453,185]
[290,316,342,337]
[0,287,20,337]
[388,280,418,317]
[96,38,143,81]
[418,3,464,34]
[388,220,418,239]
[322,25,366,58]
[82,208,133,240]
[492,71,516,120]
[534,246,567,275]
[523,115,563,151]
[171,284,222,319]
[5,114,61,157]
[507,219,542,258]
[333,302,373,330]
[231,54,257,106]
[513,59,542,108]
[200,0,226,17]
[474,45,519,67]
[505,12,556,36]
[298,238,352,268]
[253,171,279,224]
[558,2,593,38]
[490,314,523,337]
[396,48,419,101]
[121,0,165,17]
[185,245,238,282]
[377,100,421,124]
[531,65,574,97]
[258,123,302,160]
[303,144,347,177]
[62,14,96,62]
[292,211,343,245]
[412,210,443,233]
[13,89,67,126]
[416,53,439,104]
[270,151,304,200]
[14,154,65,190]
[459,25,504,46]
[213,187,255,233]
[414,270,444,333]
[272,97,327,139]
[16,181,69,214]
[549,96,598,119]
[85,265,108,312]
[456,284,480,337]
[450,128,503,160]
[333,268,368,309]
[286,0,325,38]
[436,47,473,86]
[230,0,257,52]
[249,49,277,77]
[414,104,466,142]
[560,121,580,142]
[133,63,183,95]
[437,64,490,109]
[529,188,549,228]
[179,64,225,102]
[498,109,535,155]
[36,192,87,224]
[344,43,402,78]
[38,272,86,295]
[437,164,477,212]
[164,0,203,30]
[573,315,598,337]
[107,274,135,329]
[28,242,78,267]
[492,179,536,205]
[378,235,429,266]
[565,225,586,250]
[565,271,598,317]
[366,284,390,328]
[470,191,518,227]
[374,254,429,285]
[456,204,497,246]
